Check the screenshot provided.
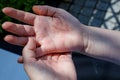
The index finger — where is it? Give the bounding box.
[2,7,36,25]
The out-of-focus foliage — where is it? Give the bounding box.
[0,0,45,33]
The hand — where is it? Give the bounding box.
[3,6,120,65]
[2,5,88,56]
[20,37,76,80]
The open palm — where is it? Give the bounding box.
[2,6,86,56]
[25,54,76,80]
[22,38,76,80]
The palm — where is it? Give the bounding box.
[34,15,82,55]
[21,38,76,80]
[26,53,76,80]
[2,6,84,55]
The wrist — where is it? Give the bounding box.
[83,26,120,64]
[72,24,90,53]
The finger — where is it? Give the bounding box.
[2,22,35,36]
[51,52,72,61]
[23,37,36,62]
[2,7,36,25]
[36,47,71,59]
[58,52,72,62]
[33,5,58,17]
[17,56,23,64]
[4,35,28,46]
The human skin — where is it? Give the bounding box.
[2,5,120,65]
[2,5,87,57]
[21,37,76,80]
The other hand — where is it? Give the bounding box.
[20,37,76,80]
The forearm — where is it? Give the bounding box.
[80,26,120,65]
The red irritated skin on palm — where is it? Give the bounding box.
[2,5,120,65]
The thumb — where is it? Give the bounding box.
[32,5,58,17]
[22,37,36,63]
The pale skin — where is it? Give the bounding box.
[22,37,76,80]
[2,5,87,57]
[2,5,120,80]
[2,5,78,80]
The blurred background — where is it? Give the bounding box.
[0,0,120,80]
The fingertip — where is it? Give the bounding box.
[2,22,12,30]
[27,37,36,50]
[17,56,23,64]
[4,35,28,46]
[32,5,41,14]
[2,7,14,14]
[33,5,39,9]
[22,37,36,61]
[23,37,36,54]
[2,7,8,13]
[4,35,14,42]
[33,5,42,9]
[2,22,7,29]
[33,5,39,11]
[32,5,47,15]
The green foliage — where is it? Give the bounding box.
[0,23,2,33]
[0,0,45,33]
